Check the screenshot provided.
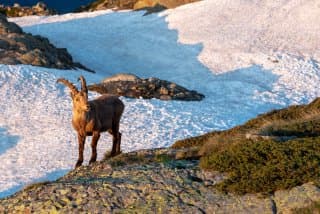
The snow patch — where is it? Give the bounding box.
[162,0,320,73]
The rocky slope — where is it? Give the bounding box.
[1,99,320,212]
[88,73,205,101]
[0,14,90,70]
[0,2,56,17]
[77,0,199,12]
[0,148,319,213]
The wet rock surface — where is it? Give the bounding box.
[0,14,91,71]
[88,74,205,101]
[0,148,319,213]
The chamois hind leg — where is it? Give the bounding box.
[89,131,100,164]
[116,132,122,155]
[76,133,86,168]
[110,132,117,157]
[110,119,121,156]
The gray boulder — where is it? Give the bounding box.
[88,73,205,101]
[0,14,91,71]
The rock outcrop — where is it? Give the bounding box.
[88,73,205,101]
[0,148,319,213]
[0,14,91,71]
[133,0,200,10]
[0,2,56,17]
[77,0,199,13]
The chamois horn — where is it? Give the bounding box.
[78,75,88,94]
[56,78,79,94]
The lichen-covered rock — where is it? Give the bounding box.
[274,183,320,213]
[0,14,91,71]
[0,148,320,213]
[88,74,205,101]
[0,148,272,213]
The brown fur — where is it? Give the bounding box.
[57,76,125,168]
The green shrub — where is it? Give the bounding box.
[173,98,320,194]
[200,137,320,194]
[264,118,320,137]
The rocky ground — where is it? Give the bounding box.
[0,14,91,71]
[0,2,56,17]
[0,148,319,213]
[88,73,205,101]
[77,0,199,12]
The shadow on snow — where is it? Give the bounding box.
[0,169,69,199]
[0,127,19,156]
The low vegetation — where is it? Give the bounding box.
[201,137,320,194]
[173,98,320,194]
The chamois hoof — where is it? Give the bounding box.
[110,151,122,157]
[89,159,96,165]
[75,160,83,168]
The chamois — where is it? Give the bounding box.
[57,76,125,168]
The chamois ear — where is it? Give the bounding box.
[78,76,88,95]
[57,78,79,96]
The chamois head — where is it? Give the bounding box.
[57,76,90,112]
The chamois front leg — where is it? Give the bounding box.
[75,133,86,168]
[89,131,100,164]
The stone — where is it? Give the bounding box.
[0,3,56,17]
[88,74,205,101]
[77,0,199,13]
[0,14,23,34]
[102,73,139,83]
[274,183,320,213]
[159,86,169,95]
[2,147,315,213]
[0,15,90,71]
[160,95,172,100]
